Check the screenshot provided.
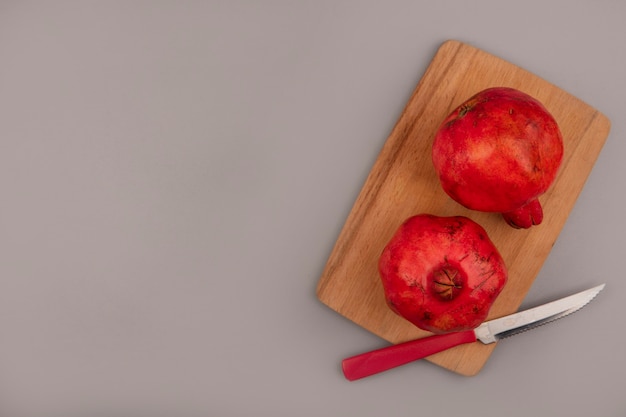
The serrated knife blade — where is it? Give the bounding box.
[342,284,605,381]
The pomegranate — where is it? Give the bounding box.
[431,87,564,228]
[379,214,507,334]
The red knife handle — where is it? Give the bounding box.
[341,330,477,381]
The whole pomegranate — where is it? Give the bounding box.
[432,87,564,228]
[379,214,507,334]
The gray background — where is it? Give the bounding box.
[1,1,624,416]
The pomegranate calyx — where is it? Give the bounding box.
[430,264,464,301]
[502,199,544,229]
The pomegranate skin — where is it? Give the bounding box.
[432,87,563,228]
[379,214,508,334]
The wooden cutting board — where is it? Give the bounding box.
[316,40,611,376]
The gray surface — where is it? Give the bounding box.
[1,1,624,416]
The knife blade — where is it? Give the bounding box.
[342,283,605,381]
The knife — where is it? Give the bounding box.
[342,283,605,381]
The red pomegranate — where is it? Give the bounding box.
[379,214,508,334]
[432,87,564,228]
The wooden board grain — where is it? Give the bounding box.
[316,40,611,376]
